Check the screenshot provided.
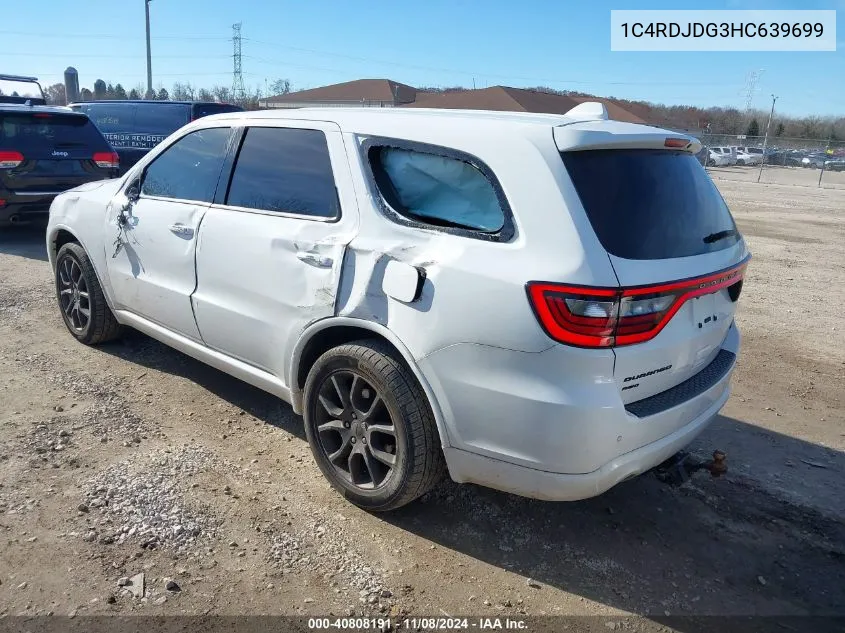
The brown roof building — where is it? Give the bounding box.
[259,79,644,124]
[259,79,417,109]
[406,86,645,124]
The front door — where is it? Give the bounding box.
[106,126,233,340]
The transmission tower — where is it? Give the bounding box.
[743,69,765,113]
[231,22,246,102]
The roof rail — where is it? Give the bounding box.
[565,101,609,121]
[0,73,39,82]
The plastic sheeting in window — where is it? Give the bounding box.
[379,147,504,232]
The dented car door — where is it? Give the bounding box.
[191,123,358,384]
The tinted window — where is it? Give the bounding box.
[71,103,134,134]
[134,104,189,134]
[226,127,339,217]
[193,103,243,119]
[0,112,109,153]
[371,147,504,232]
[561,149,739,260]
[141,127,230,202]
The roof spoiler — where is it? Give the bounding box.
[565,102,609,121]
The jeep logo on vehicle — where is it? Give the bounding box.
[51,151,69,157]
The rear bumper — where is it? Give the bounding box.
[0,194,56,223]
[443,381,729,501]
[421,322,740,501]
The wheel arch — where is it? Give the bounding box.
[290,317,451,451]
[49,224,118,314]
[47,225,84,270]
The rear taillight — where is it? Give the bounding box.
[93,151,120,169]
[527,259,749,348]
[0,150,24,169]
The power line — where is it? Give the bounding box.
[241,38,735,87]
[0,29,228,40]
[4,52,230,59]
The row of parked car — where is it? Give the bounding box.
[696,146,764,167]
[695,142,845,172]
[0,74,242,226]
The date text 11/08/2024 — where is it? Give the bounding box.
[307,617,528,630]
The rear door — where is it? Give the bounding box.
[192,121,357,383]
[0,110,115,195]
[560,147,748,404]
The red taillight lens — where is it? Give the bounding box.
[527,259,749,348]
[664,137,689,148]
[527,284,618,347]
[0,150,24,169]
[93,151,120,169]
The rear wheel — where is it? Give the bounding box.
[55,242,122,345]
[303,340,445,511]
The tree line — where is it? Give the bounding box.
[32,78,842,141]
[418,85,844,141]
[41,78,291,111]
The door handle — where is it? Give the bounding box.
[296,252,333,268]
[169,224,195,237]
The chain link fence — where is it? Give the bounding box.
[692,133,845,190]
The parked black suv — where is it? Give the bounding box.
[1,77,119,227]
[68,100,243,174]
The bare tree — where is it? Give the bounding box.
[45,83,67,106]
[269,78,291,96]
[172,82,197,101]
[212,85,231,103]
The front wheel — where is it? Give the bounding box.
[55,242,122,345]
[303,340,445,511]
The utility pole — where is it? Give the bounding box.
[818,131,832,188]
[757,94,778,183]
[145,0,153,97]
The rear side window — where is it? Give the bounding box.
[192,103,243,119]
[0,113,109,152]
[370,146,505,233]
[561,149,739,260]
[226,127,339,218]
[141,127,231,202]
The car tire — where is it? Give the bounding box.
[55,242,123,345]
[303,339,445,511]
[736,159,745,166]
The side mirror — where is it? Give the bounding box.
[126,182,140,203]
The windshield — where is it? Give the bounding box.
[561,149,740,260]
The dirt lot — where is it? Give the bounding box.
[1,178,844,629]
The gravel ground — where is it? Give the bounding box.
[0,178,843,628]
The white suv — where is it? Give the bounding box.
[46,105,749,510]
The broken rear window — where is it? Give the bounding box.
[370,146,505,233]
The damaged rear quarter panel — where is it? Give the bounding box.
[334,126,618,361]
